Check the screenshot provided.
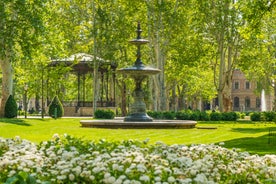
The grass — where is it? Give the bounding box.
[0,118,276,155]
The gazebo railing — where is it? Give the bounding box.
[62,101,115,107]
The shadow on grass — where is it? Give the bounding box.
[199,121,255,124]
[0,118,31,126]
[221,134,276,155]
[231,127,271,134]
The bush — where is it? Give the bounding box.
[221,112,239,121]
[263,111,276,121]
[162,111,176,120]
[210,112,222,121]
[94,109,115,119]
[147,111,163,119]
[4,95,18,118]
[190,111,200,121]
[250,112,261,121]
[175,111,191,120]
[48,96,64,118]
[199,111,210,121]
[238,112,246,119]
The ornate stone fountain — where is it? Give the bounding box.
[118,22,161,122]
[80,23,196,128]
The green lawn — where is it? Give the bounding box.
[0,118,275,155]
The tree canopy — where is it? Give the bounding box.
[0,0,275,116]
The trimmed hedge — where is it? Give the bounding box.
[250,111,276,122]
[148,110,240,121]
[48,96,64,118]
[4,95,17,118]
[94,109,115,119]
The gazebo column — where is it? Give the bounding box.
[101,71,104,106]
[106,71,109,102]
[112,70,116,106]
[77,72,81,112]
[82,74,86,106]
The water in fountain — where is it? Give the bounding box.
[261,89,266,111]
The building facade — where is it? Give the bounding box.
[231,69,274,112]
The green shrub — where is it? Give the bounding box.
[176,111,191,120]
[263,111,276,121]
[147,111,163,119]
[48,96,64,118]
[162,111,175,120]
[190,111,200,121]
[221,112,239,121]
[238,112,246,119]
[94,109,115,119]
[4,95,18,118]
[199,111,210,121]
[210,112,222,121]
[250,112,261,121]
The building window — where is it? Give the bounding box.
[245,81,250,89]
[234,81,239,89]
[245,97,250,108]
[256,97,261,108]
[234,97,239,107]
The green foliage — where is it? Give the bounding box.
[250,112,261,121]
[94,109,115,119]
[210,112,222,121]
[221,112,240,121]
[175,110,192,120]
[263,111,276,122]
[1,135,276,183]
[163,111,176,120]
[147,111,163,119]
[48,96,64,118]
[147,111,176,120]
[4,95,18,118]
[198,111,210,121]
[5,171,36,184]
[238,112,246,119]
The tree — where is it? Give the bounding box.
[0,0,46,116]
[239,0,276,108]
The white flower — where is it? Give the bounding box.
[8,170,16,177]
[104,176,116,184]
[139,175,150,182]
[167,176,175,183]
[57,175,66,180]
[89,175,95,181]
[69,173,75,181]
[15,136,21,141]
[52,133,59,139]
[154,176,161,182]
[104,172,111,178]
[190,169,197,176]
[194,173,208,183]
[154,169,162,175]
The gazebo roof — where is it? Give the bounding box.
[50,53,117,74]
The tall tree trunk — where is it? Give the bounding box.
[0,59,13,117]
[218,31,225,112]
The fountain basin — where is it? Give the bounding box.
[80,118,197,129]
[117,66,161,76]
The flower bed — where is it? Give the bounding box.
[0,135,276,183]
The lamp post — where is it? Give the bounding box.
[24,84,28,118]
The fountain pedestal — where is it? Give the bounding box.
[124,76,152,122]
[118,22,160,122]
